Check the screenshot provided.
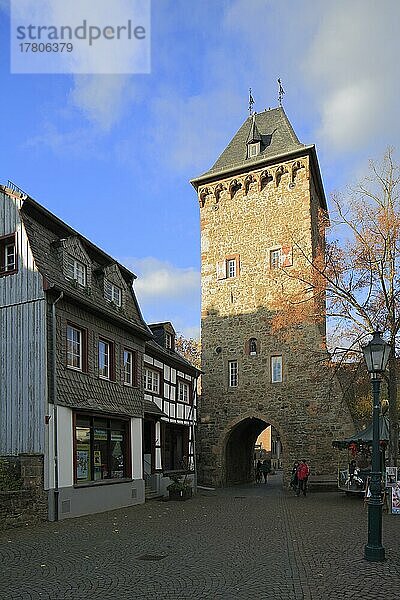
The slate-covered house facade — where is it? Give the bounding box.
[143,323,199,497]
[0,185,153,519]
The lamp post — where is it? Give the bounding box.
[361,331,391,562]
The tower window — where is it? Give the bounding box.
[271,355,283,383]
[228,360,238,387]
[249,338,258,356]
[270,248,282,269]
[216,254,240,279]
[227,258,236,278]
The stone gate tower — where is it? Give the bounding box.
[191,107,354,487]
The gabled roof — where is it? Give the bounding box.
[145,338,201,376]
[2,189,151,338]
[192,107,304,182]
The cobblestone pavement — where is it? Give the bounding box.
[1,474,400,599]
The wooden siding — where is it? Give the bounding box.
[0,191,46,454]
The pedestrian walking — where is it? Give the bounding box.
[296,459,310,497]
[261,459,270,484]
[255,460,262,483]
[290,461,299,491]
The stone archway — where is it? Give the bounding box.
[223,416,285,486]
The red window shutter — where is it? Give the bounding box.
[281,245,293,267]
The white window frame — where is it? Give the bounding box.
[66,325,82,371]
[99,340,110,380]
[144,367,160,394]
[66,254,87,286]
[227,258,236,278]
[271,355,283,383]
[178,380,190,403]
[5,242,16,272]
[165,332,172,349]
[123,349,133,386]
[248,142,260,158]
[228,360,238,387]
[105,280,122,307]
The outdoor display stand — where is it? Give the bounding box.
[332,416,389,496]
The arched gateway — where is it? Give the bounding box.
[191,107,355,487]
[223,415,284,486]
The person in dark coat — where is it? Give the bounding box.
[255,460,262,483]
[290,461,299,491]
[261,460,270,484]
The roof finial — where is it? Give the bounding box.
[278,78,285,106]
[248,88,255,116]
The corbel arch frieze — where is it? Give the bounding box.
[274,165,288,187]
[259,169,274,191]
[214,183,226,203]
[229,178,242,199]
[243,174,256,195]
[290,160,305,183]
[198,187,211,208]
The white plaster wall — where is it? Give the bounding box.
[131,417,143,479]
[46,405,73,489]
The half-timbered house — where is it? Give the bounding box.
[143,323,200,498]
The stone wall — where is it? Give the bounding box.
[197,153,355,487]
[0,454,48,530]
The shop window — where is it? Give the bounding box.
[74,414,129,483]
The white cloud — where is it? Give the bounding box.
[70,75,134,131]
[124,257,200,301]
[304,0,400,154]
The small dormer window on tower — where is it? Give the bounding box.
[246,113,262,159]
[248,142,260,158]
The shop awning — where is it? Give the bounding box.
[332,415,390,449]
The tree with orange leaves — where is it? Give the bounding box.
[272,148,400,465]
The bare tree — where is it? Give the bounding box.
[272,148,400,464]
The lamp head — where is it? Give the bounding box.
[362,331,391,375]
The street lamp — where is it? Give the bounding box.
[361,331,391,562]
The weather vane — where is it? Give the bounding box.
[278,78,285,106]
[248,88,255,116]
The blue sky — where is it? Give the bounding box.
[1,0,400,339]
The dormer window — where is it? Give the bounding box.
[66,254,86,286]
[248,142,260,158]
[165,332,173,349]
[105,280,122,307]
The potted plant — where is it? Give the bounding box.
[167,474,193,501]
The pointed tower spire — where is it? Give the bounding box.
[246,113,262,144]
[248,88,255,115]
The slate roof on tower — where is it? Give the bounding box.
[192,107,308,183]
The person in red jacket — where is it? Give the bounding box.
[296,459,310,497]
